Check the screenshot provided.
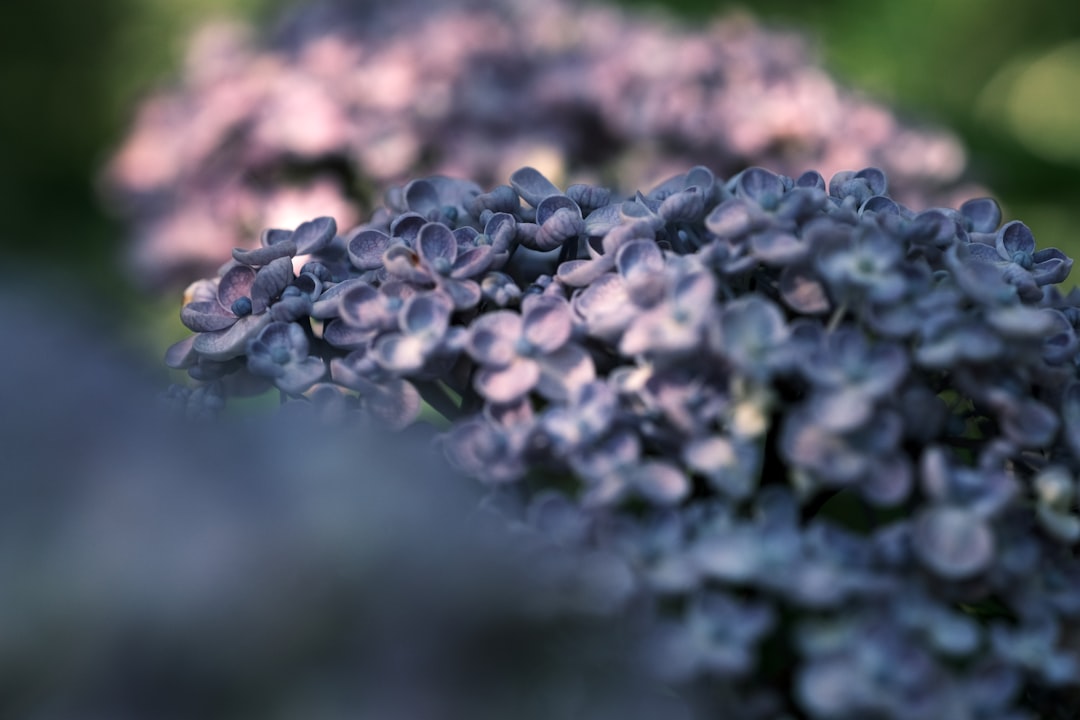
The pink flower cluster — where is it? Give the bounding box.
[103,0,975,288]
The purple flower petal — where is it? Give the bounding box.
[862,454,913,507]
[705,198,756,238]
[450,245,494,280]
[232,240,296,267]
[965,242,1004,263]
[483,212,518,254]
[347,228,393,271]
[382,245,432,284]
[443,416,526,484]
[535,194,581,227]
[400,292,452,338]
[404,178,439,216]
[510,166,560,207]
[572,273,634,341]
[779,264,830,315]
[567,183,612,213]
[364,377,422,430]
[913,506,995,580]
[467,311,523,367]
[556,255,615,287]
[714,295,789,373]
[796,170,826,190]
[262,321,309,358]
[164,335,198,369]
[855,167,887,195]
[685,165,717,193]
[860,194,901,217]
[996,220,1035,256]
[328,352,379,391]
[270,294,313,322]
[372,334,428,373]
[683,435,761,500]
[916,320,1004,368]
[735,167,783,204]
[751,231,807,265]
[999,396,1059,448]
[960,197,1002,233]
[250,257,294,313]
[339,282,391,329]
[522,295,572,353]
[436,277,481,310]
[602,219,656,255]
[533,207,585,251]
[583,203,623,237]
[632,461,690,505]
[310,277,365,320]
[658,187,705,223]
[572,430,640,481]
[276,356,326,395]
[469,185,520,216]
[389,212,427,242]
[291,216,336,255]
[321,319,375,350]
[615,238,664,282]
[416,222,457,266]
[181,301,236,332]
[537,343,595,401]
[193,313,272,361]
[986,305,1058,338]
[260,228,293,247]
[1032,248,1073,286]
[474,357,541,403]
[809,389,876,433]
[620,196,656,223]
[453,226,479,247]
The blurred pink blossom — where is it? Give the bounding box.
[103,0,979,289]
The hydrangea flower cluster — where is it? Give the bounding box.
[165,162,1080,718]
[104,0,972,288]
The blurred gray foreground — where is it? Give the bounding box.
[0,289,670,720]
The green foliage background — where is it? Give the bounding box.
[1,0,1077,325]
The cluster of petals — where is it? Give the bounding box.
[164,162,1080,719]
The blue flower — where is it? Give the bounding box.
[180,264,258,332]
[650,591,775,681]
[382,221,492,309]
[466,294,594,404]
[442,401,535,484]
[246,321,326,395]
[816,224,907,304]
[570,430,690,507]
[370,291,459,375]
[708,295,791,380]
[158,159,1080,719]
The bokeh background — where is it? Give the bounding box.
[1,0,1078,359]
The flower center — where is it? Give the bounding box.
[759,192,780,212]
[432,257,452,276]
[230,296,253,317]
[856,255,878,276]
[515,336,538,357]
[1011,251,1034,270]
